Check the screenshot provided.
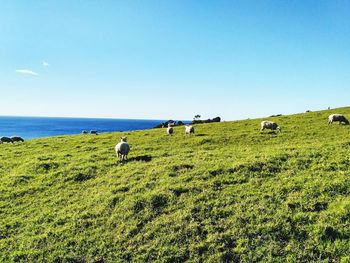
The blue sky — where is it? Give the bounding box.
[1,1,349,120]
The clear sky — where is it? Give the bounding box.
[1,1,349,120]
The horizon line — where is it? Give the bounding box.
[0,105,348,122]
[0,114,192,122]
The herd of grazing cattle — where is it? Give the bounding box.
[0,136,24,143]
[115,124,195,161]
[114,113,349,162]
[259,113,349,133]
[1,114,349,163]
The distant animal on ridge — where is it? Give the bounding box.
[328,114,349,125]
[11,136,24,142]
[1,137,13,143]
[185,125,195,135]
[167,124,174,135]
[115,137,130,161]
[260,121,281,133]
[90,130,98,135]
[82,130,88,134]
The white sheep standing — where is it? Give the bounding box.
[115,137,130,161]
[185,125,195,135]
[167,124,174,135]
[328,114,349,125]
[260,120,281,132]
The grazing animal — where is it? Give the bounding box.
[115,137,130,161]
[328,114,349,125]
[90,130,98,135]
[82,130,88,134]
[1,137,13,143]
[167,124,174,135]
[260,121,281,132]
[185,125,195,135]
[11,136,24,142]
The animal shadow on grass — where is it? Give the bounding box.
[260,131,279,135]
[195,133,207,137]
[129,155,152,162]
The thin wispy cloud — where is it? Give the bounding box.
[16,69,39,76]
[42,60,49,67]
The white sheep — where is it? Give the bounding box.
[167,124,174,135]
[115,137,130,161]
[185,125,195,135]
[260,120,281,132]
[328,114,349,125]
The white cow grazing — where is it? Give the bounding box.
[185,125,195,135]
[260,121,281,132]
[328,114,349,125]
[115,137,130,161]
[167,124,174,135]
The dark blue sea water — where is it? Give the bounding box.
[0,116,169,139]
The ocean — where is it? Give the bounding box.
[0,116,169,139]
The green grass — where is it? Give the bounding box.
[1,107,350,262]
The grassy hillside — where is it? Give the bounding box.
[1,107,350,262]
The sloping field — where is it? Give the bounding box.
[1,107,350,262]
